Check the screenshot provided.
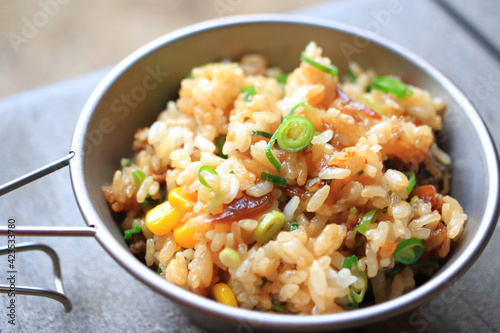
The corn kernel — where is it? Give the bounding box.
[145,202,182,235]
[212,283,238,307]
[168,187,195,212]
[173,222,197,248]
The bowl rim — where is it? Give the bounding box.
[69,13,500,330]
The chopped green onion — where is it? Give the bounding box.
[404,172,416,195]
[132,169,146,189]
[229,171,235,174]
[276,116,315,152]
[277,193,288,203]
[187,73,194,79]
[342,255,367,308]
[410,195,419,205]
[241,85,256,102]
[265,102,309,172]
[157,266,162,275]
[251,130,273,139]
[342,255,358,271]
[219,247,241,268]
[349,206,358,214]
[300,52,338,77]
[139,200,148,208]
[121,158,133,168]
[357,170,364,176]
[393,237,425,265]
[261,172,287,187]
[198,165,218,188]
[254,210,285,244]
[385,263,405,277]
[204,188,224,212]
[386,259,439,277]
[276,73,288,84]
[354,209,379,235]
[290,221,298,232]
[215,135,228,159]
[348,68,357,81]
[270,304,285,313]
[372,76,413,98]
[409,259,439,273]
[265,145,281,172]
[123,224,142,240]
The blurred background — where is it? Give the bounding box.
[0,0,333,98]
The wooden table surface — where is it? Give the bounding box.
[0,0,499,332]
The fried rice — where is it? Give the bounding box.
[102,42,467,314]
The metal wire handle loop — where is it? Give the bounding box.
[0,243,72,312]
[0,151,75,196]
[0,152,98,312]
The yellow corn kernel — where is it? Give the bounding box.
[145,202,182,235]
[173,222,197,248]
[212,283,238,307]
[168,187,195,212]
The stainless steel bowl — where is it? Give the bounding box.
[69,14,499,332]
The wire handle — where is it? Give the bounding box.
[0,243,72,312]
[0,151,98,313]
[0,151,75,196]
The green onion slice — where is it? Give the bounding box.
[357,170,364,176]
[276,116,315,152]
[354,209,379,235]
[157,266,162,275]
[300,52,338,77]
[290,221,298,232]
[342,255,367,308]
[372,76,413,98]
[251,130,273,139]
[204,189,224,212]
[241,85,256,102]
[409,258,439,273]
[404,172,416,195]
[386,258,439,277]
[276,73,288,84]
[198,165,218,188]
[393,237,425,265]
[348,67,357,81]
[121,158,133,168]
[270,304,285,313]
[265,102,309,172]
[254,210,285,244]
[132,169,146,189]
[123,224,142,240]
[385,263,405,277]
[261,172,287,187]
[215,135,228,159]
